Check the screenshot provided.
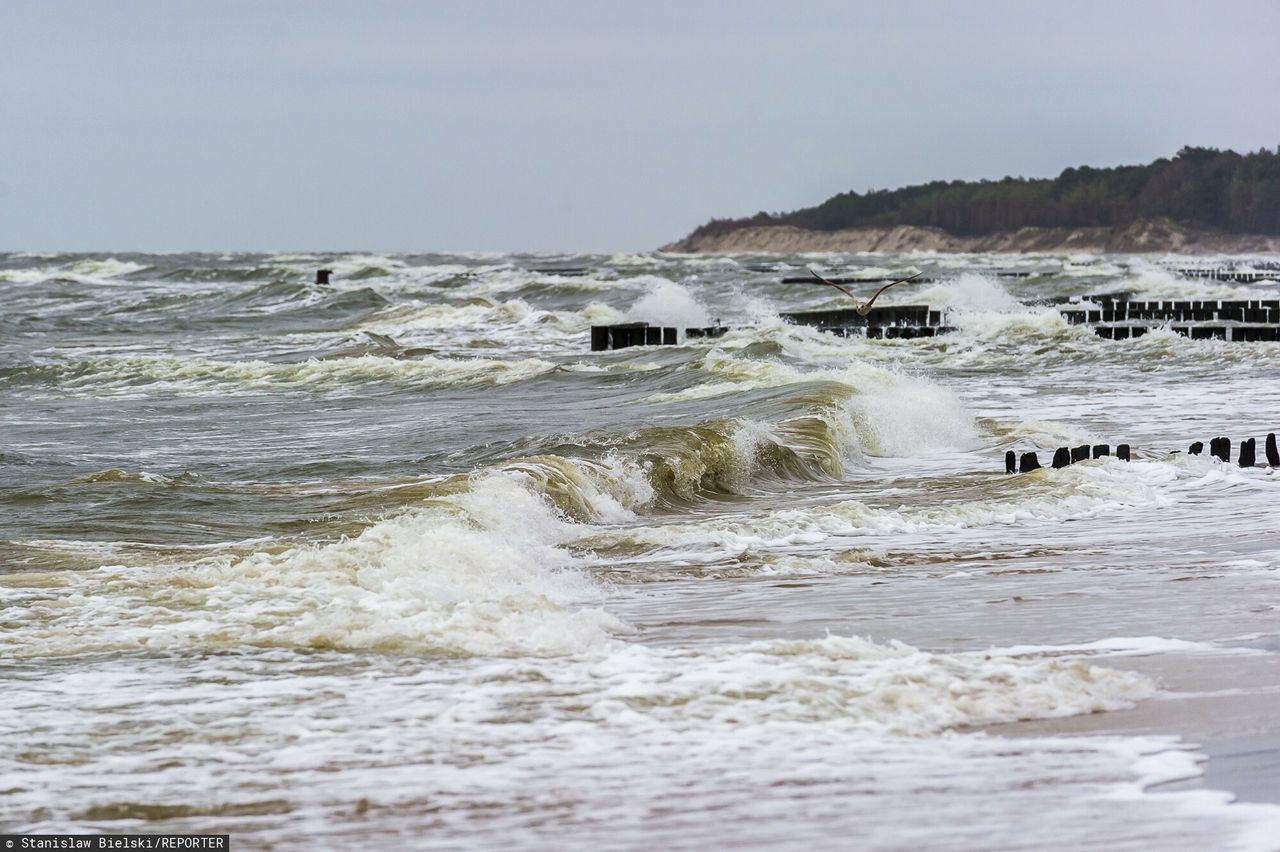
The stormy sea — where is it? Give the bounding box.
[3,250,1280,850]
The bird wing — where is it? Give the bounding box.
[855,272,922,316]
[806,268,860,302]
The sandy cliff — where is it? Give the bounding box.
[662,219,1280,254]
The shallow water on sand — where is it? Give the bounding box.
[3,251,1280,849]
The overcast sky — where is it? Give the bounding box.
[2,1,1278,252]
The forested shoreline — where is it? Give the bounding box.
[681,147,1280,244]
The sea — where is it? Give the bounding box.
[2,250,1279,850]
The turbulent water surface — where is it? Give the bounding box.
[3,251,1280,849]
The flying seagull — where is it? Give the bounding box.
[806,268,922,316]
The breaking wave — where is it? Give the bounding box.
[3,353,562,396]
[0,475,624,659]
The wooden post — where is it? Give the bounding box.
[1052,447,1071,468]
[1117,444,1130,461]
[1092,444,1109,458]
[1267,433,1280,467]
[1188,441,1203,455]
[1005,450,1016,474]
[1239,438,1257,468]
[1071,445,1090,463]
[1019,452,1041,473]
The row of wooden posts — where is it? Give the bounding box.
[1166,268,1279,283]
[592,315,1280,350]
[1189,434,1280,467]
[1062,300,1280,324]
[1006,434,1280,473]
[779,306,944,327]
[590,286,1280,352]
[1093,325,1280,341]
[590,323,731,351]
[1006,444,1130,473]
[590,321,955,350]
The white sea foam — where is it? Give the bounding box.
[0,257,150,285]
[843,367,980,455]
[67,257,150,279]
[915,272,1026,313]
[12,628,1273,849]
[681,255,741,268]
[349,296,626,349]
[357,297,535,332]
[32,353,560,397]
[641,345,978,457]
[607,252,673,267]
[581,633,1154,732]
[628,278,711,329]
[1125,262,1277,300]
[0,475,623,659]
[593,459,1172,555]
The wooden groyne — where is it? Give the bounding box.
[1006,432,1280,473]
[588,287,1280,352]
[589,320,953,350]
[590,323,678,351]
[780,306,944,327]
[1060,299,1280,324]
[1093,325,1280,341]
[1163,268,1279,284]
[814,325,955,339]
[1007,444,1130,474]
[1190,433,1280,467]
[779,271,1036,285]
[1056,295,1280,341]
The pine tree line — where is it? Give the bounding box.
[689,147,1280,239]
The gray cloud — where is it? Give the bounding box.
[2,0,1278,251]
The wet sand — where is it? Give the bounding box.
[994,647,1280,804]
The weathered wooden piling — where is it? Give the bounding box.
[1211,437,1231,462]
[1189,441,1204,455]
[611,323,646,351]
[1071,445,1090,463]
[1052,447,1071,469]
[316,269,333,285]
[780,305,941,329]
[1092,444,1109,458]
[1117,444,1131,461]
[1005,450,1016,474]
[1020,452,1041,473]
[1267,433,1280,467]
[590,323,683,351]
[1239,438,1257,468]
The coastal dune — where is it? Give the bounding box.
[662,218,1280,254]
